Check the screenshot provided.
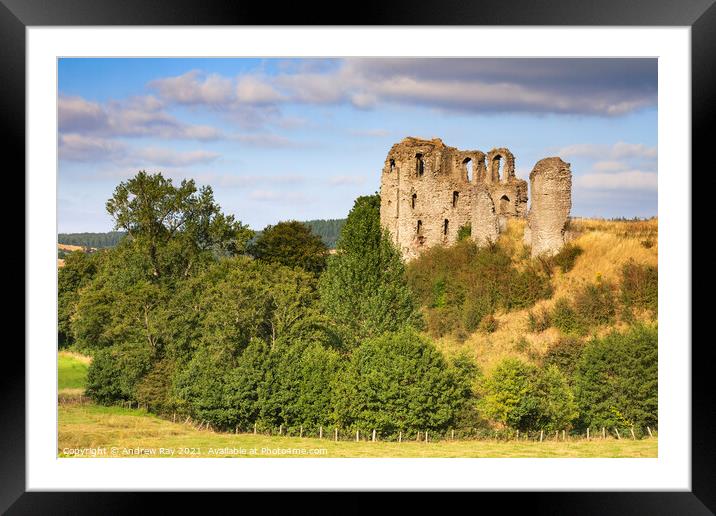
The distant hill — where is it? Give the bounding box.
[58,219,347,250]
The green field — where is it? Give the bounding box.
[58,404,657,458]
[58,351,90,391]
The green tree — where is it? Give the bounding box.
[333,329,475,438]
[533,365,579,432]
[319,195,421,344]
[249,220,328,273]
[478,358,539,431]
[106,171,252,282]
[574,324,658,430]
[58,250,100,347]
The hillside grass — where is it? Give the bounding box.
[433,217,658,373]
[58,404,656,458]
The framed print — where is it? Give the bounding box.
[6,0,714,512]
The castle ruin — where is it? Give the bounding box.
[379,137,572,260]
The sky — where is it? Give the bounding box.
[57,58,658,233]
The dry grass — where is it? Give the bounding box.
[434,217,658,374]
[58,404,657,458]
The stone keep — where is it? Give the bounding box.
[526,157,573,257]
[379,137,528,260]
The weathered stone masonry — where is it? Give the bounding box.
[379,136,572,260]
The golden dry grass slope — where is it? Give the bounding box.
[434,217,658,373]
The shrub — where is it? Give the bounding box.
[542,336,584,380]
[333,330,476,438]
[135,358,176,414]
[86,343,153,405]
[573,279,616,326]
[478,358,539,431]
[574,324,657,430]
[457,223,472,241]
[527,307,551,332]
[248,220,328,274]
[407,241,552,338]
[551,298,584,335]
[620,260,658,316]
[549,244,583,273]
[479,314,498,333]
[533,365,579,432]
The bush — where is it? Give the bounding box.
[527,307,551,333]
[574,324,657,430]
[620,260,658,316]
[248,220,328,274]
[542,336,584,380]
[407,241,552,338]
[135,358,175,414]
[86,343,153,405]
[479,314,498,333]
[333,330,476,438]
[533,365,579,432]
[457,223,472,241]
[550,244,583,273]
[573,279,616,326]
[551,298,584,335]
[478,358,540,431]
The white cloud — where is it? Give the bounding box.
[134,148,220,167]
[348,128,390,138]
[148,70,234,105]
[59,133,126,162]
[235,76,285,104]
[249,190,310,203]
[556,142,657,161]
[577,170,658,190]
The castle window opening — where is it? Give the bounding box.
[416,154,425,176]
[390,159,395,173]
[416,219,423,235]
[412,193,417,209]
[443,219,449,235]
[464,157,473,182]
[499,194,510,214]
[492,155,503,182]
[452,191,459,208]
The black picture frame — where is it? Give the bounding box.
[6,0,713,512]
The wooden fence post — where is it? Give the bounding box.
[647,426,653,438]
[540,430,544,442]
[398,431,402,443]
[173,413,176,423]
[614,428,621,440]
[562,430,566,441]
[279,424,283,436]
[300,425,303,438]
[320,426,323,439]
[356,429,359,442]
[334,428,338,442]
[516,430,519,441]
[425,431,428,443]
[587,427,590,440]
[451,429,455,441]
[602,427,606,439]
[630,427,636,440]
[416,431,420,442]
[372,429,376,442]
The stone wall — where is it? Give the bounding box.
[379,136,528,260]
[526,157,573,257]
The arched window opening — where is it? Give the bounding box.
[411,193,417,209]
[463,157,473,182]
[416,153,425,176]
[389,159,395,173]
[443,219,449,236]
[416,219,423,235]
[452,191,459,208]
[499,195,510,214]
[492,155,503,181]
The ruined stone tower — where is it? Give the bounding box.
[379,137,527,260]
[525,157,573,257]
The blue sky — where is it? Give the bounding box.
[58,58,657,233]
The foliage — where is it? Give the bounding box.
[58,231,127,249]
[301,219,345,249]
[319,195,421,344]
[333,330,476,437]
[542,336,584,380]
[249,220,328,274]
[106,171,253,282]
[58,250,101,347]
[574,324,657,430]
[85,342,154,405]
[456,223,472,241]
[407,240,552,338]
[620,259,658,316]
[527,307,551,333]
[478,313,498,333]
[573,278,617,327]
[549,243,583,273]
[532,365,579,432]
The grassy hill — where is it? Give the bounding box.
[430,217,657,373]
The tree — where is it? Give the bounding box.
[478,358,540,431]
[318,195,421,344]
[249,220,328,273]
[333,329,475,438]
[58,250,100,347]
[533,365,578,432]
[574,324,657,430]
[106,171,252,281]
